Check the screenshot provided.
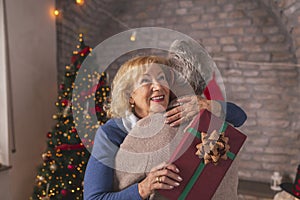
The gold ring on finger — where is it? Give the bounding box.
[159,176,162,183]
[156,176,159,183]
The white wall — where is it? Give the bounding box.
[0,0,57,199]
[0,0,9,166]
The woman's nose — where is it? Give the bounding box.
[151,80,163,90]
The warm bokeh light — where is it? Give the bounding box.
[130,31,136,41]
[76,0,84,5]
[53,9,60,16]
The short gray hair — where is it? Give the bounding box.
[168,40,214,95]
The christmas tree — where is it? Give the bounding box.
[31,34,110,200]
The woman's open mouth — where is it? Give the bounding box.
[150,95,165,102]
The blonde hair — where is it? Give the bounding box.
[110,55,170,118]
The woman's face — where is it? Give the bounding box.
[130,64,170,118]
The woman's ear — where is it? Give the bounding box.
[129,96,134,105]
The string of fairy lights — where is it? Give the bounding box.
[53,0,85,16]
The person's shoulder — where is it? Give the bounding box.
[101,118,125,133]
[96,118,127,146]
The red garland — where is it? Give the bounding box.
[71,55,78,64]
[55,143,85,151]
[79,47,90,55]
[71,47,90,64]
[61,99,69,106]
[71,128,77,133]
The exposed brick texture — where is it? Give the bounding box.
[56,0,300,188]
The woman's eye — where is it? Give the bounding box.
[140,78,150,84]
[158,75,166,81]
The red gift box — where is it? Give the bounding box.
[158,109,247,200]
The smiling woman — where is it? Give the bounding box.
[110,56,172,119]
[129,63,170,118]
[84,56,184,200]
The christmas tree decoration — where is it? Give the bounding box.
[50,164,57,171]
[47,132,52,138]
[60,189,68,196]
[37,175,45,182]
[31,34,110,200]
[67,164,75,170]
[42,153,52,161]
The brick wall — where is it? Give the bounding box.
[56,0,300,183]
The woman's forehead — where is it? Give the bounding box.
[141,63,165,74]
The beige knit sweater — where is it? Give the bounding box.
[113,113,239,200]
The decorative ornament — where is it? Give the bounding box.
[63,104,71,116]
[42,153,52,161]
[71,128,77,133]
[61,99,69,107]
[59,84,64,90]
[79,46,90,56]
[195,131,230,165]
[37,175,45,182]
[52,114,58,120]
[50,163,57,171]
[270,171,282,191]
[47,132,52,138]
[61,189,68,196]
[95,105,102,113]
[67,164,75,170]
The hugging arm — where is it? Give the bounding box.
[165,96,247,127]
[84,156,142,200]
[218,101,247,127]
[84,121,143,200]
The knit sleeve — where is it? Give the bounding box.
[218,101,247,127]
[84,156,142,200]
[84,120,142,200]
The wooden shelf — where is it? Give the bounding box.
[238,179,278,198]
[0,165,12,172]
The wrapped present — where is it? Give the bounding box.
[158,109,247,200]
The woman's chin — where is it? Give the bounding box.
[150,104,167,114]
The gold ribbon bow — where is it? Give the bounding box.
[195,130,230,165]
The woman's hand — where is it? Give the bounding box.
[138,163,182,199]
[164,95,212,127]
